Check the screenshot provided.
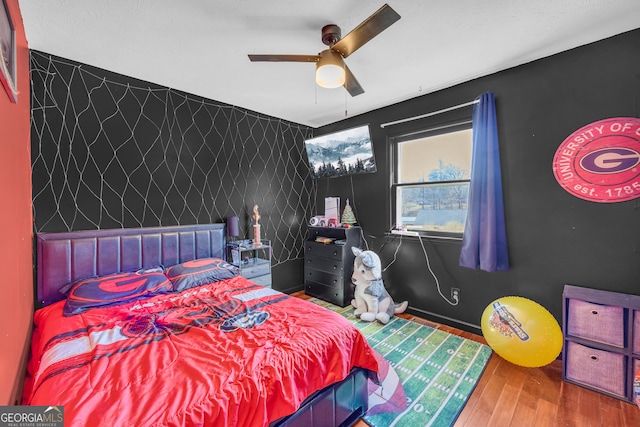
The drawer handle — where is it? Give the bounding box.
[333,265,337,270]
[589,355,599,361]
[591,310,598,315]
[333,251,338,256]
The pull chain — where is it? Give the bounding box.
[344,91,348,117]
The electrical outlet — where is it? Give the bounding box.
[451,288,460,302]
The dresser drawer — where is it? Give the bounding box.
[305,255,344,274]
[304,267,343,288]
[304,241,343,260]
[305,281,347,307]
[565,341,626,398]
[567,299,624,347]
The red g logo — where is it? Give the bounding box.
[553,118,640,203]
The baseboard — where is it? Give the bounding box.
[406,306,482,335]
[279,283,305,295]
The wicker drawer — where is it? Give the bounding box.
[567,299,624,347]
[634,311,640,354]
[565,341,626,398]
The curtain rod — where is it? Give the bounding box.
[380,99,479,128]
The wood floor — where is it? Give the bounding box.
[291,291,640,427]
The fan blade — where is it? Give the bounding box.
[344,64,364,97]
[248,54,319,62]
[332,4,401,58]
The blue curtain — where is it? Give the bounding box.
[459,92,509,272]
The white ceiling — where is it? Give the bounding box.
[18,0,640,128]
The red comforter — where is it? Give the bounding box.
[23,277,379,426]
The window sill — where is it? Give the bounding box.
[390,229,420,237]
[386,230,463,241]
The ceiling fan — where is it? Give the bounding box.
[248,4,401,97]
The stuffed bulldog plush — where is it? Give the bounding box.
[351,247,408,324]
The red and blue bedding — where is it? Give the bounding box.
[23,275,379,426]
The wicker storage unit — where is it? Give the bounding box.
[562,284,640,403]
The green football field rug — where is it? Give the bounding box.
[309,298,493,427]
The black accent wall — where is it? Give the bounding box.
[29,51,316,292]
[29,29,640,332]
[316,29,640,332]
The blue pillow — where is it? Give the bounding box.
[63,271,172,316]
[166,258,238,291]
[59,265,165,296]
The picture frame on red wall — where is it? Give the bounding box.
[0,0,17,103]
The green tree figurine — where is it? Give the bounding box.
[341,199,356,225]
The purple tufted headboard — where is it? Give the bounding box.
[36,224,226,307]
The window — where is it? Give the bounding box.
[393,126,473,236]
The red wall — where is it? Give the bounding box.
[0,0,33,405]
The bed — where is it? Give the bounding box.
[23,224,380,426]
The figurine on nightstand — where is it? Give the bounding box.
[252,204,261,246]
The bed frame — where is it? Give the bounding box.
[35,224,368,427]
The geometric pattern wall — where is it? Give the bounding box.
[29,51,316,266]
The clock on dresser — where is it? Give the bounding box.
[304,226,362,307]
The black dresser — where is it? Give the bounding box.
[304,226,362,307]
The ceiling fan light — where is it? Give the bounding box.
[316,65,345,88]
[316,50,345,89]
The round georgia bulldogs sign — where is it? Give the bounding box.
[553,117,640,203]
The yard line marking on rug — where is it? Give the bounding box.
[381,327,450,380]
[370,319,438,359]
[365,318,418,353]
[391,334,464,413]
[425,343,487,427]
